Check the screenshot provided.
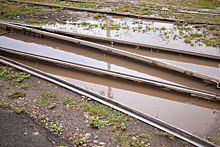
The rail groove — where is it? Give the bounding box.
[0,55,218,147]
[0,21,219,88]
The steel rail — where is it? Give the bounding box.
[0,55,218,147]
[0,21,219,88]
[8,0,220,25]
[0,46,219,101]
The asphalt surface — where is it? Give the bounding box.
[0,107,72,147]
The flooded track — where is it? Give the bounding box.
[1,21,220,88]
[0,33,219,96]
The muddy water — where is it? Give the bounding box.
[42,17,220,56]
[2,53,220,136]
[1,33,220,94]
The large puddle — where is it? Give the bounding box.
[42,16,220,57]
[2,53,220,137]
[1,33,220,94]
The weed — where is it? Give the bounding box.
[203,40,219,46]
[161,143,168,147]
[135,45,139,52]
[55,114,62,117]
[156,130,174,140]
[15,106,25,114]
[81,102,127,130]
[99,90,105,96]
[63,96,76,109]
[39,12,46,15]
[184,39,191,43]
[75,138,86,145]
[112,132,150,146]
[42,91,56,99]
[182,141,189,145]
[19,83,34,90]
[190,32,202,37]
[173,34,178,40]
[50,124,60,132]
[9,92,26,98]
[40,114,45,120]
[161,26,166,30]
[48,103,56,109]
[35,98,46,107]
[0,102,9,108]
[72,15,78,19]
[81,95,87,102]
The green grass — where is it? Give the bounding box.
[184,39,192,43]
[79,101,127,130]
[112,132,151,146]
[50,124,60,132]
[0,102,9,108]
[15,106,25,114]
[48,103,56,109]
[8,92,26,98]
[19,83,34,90]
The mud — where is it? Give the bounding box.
[1,33,219,95]
[2,53,220,137]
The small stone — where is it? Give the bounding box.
[132,137,136,140]
[85,133,91,136]
[99,142,106,145]
[38,81,40,83]
[94,140,98,144]
[94,135,98,139]
[44,16,48,19]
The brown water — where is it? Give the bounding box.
[2,53,220,136]
[1,33,220,95]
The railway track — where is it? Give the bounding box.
[0,18,220,146]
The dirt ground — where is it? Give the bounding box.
[0,65,198,147]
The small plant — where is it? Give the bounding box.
[42,91,56,99]
[112,132,150,146]
[184,39,191,43]
[48,103,56,109]
[63,97,76,106]
[99,90,105,96]
[8,92,26,98]
[75,138,86,145]
[81,96,87,102]
[156,130,174,140]
[19,83,34,90]
[40,114,45,120]
[50,124,60,132]
[55,114,62,117]
[15,106,25,114]
[0,102,9,108]
[135,45,139,52]
[72,15,78,19]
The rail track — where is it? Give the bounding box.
[0,17,220,146]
